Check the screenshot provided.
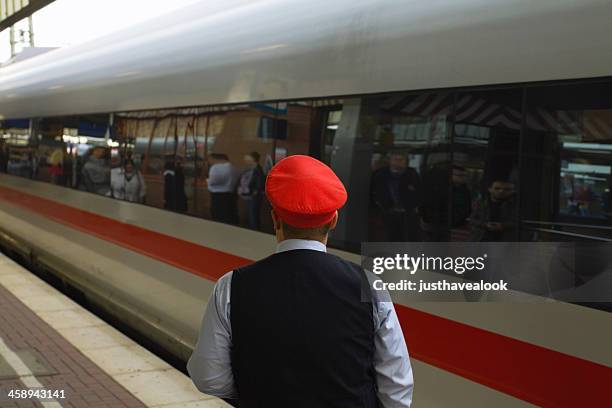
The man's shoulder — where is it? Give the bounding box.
[214,270,234,292]
[325,251,363,270]
[231,254,275,276]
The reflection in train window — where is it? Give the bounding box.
[454,88,522,242]
[560,154,610,218]
[522,81,612,241]
[37,116,73,187]
[321,108,343,164]
[274,101,315,160]
[315,93,453,250]
[1,118,32,179]
[203,104,274,232]
[3,79,611,248]
[33,115,112,193]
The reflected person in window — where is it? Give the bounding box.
[163,160,188,212]
[469,180,516,242]
[111,159,146,203]
[237,152,265,230]
[207,153,239,224]
[370,153,421,241]
[81,146,110,196]
[0,142,8,173]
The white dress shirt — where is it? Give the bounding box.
[187,239,414,407]
[207,162,236,193]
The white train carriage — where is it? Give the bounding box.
[1,0,612,406]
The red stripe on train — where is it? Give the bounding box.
[1,183,611,407]
[0,184,252,280]
[397,306,612,407]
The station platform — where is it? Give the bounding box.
[0,253,228,408]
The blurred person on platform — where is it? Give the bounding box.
[0,142,7,173]
[163,160,188,212]
[110,159,146,203]
[188,155,413,408]
[237,152,265,230]
[81,146,110,196]
[174,158,188,212]
[470,179,516,242]
[48,149,65,185]
[207,153,239,224]
[370,152,421,241]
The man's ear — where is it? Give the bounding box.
[329,211,339,230]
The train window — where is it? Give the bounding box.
[117,110,202,210]
[321,107,343,164]
[191,113,223,218]
[110,114,150,205]
[174,114,198,215]
[317,93,452,250]
[148,114,176,208]
[75,115,113,195]
[30,115,112,193]
[274,101,315,160]
[453,88,523,242]
[201,104,274,232]
[522,81,612,241]
[37,117,71,187]
[1,118,32,178]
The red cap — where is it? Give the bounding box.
[265,155,347,228]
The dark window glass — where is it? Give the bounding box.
[522,81,612,241]
[453,89,523,242]
[318,93,452,250]
[0,118,33,178]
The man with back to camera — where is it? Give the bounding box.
[188,155,413,407]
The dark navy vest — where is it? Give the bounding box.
[230,249,378,408]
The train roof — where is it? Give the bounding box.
[1,0,612,120]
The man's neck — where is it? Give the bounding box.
[276,239,327,254]
[277,236,327,245]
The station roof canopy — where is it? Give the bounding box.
[0,0,55,32]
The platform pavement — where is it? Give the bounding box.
[0,253,229,408]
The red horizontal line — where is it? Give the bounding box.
[397,306,612,407]
[0,184,252,281]
[1,182,611,407]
